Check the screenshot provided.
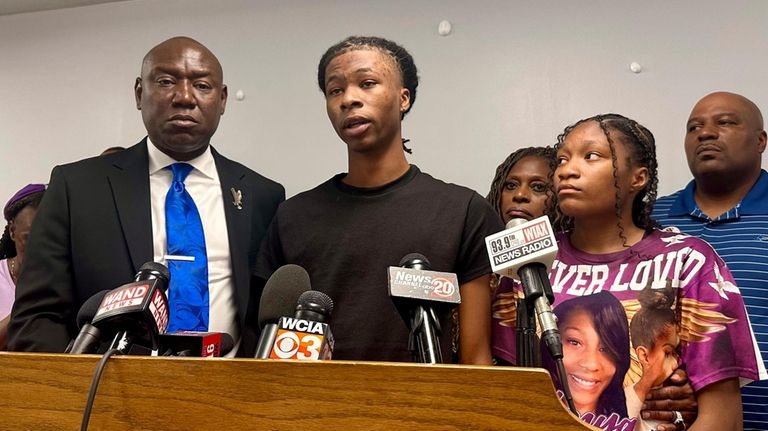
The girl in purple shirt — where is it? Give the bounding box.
[555,113,759,430]
[492,115,761,430]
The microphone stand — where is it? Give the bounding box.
[107,330,134,354]
[409,305,443,364]
[515,297,539,367]
[519,264,577,415]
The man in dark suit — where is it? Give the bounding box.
[8,36,284,356]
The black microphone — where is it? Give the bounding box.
[485,216,576,414]
[502,218,561,361]
[67,290,111,354]
[269,290,334,360]
[160,331,235,357]
[294,290,333,322]
[254,264,312,359]
[390,253,461,364]
[89,262,171,354]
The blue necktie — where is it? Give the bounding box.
[165,163,209,332]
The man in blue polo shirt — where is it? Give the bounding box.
[653,91,768,430]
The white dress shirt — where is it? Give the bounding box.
[147,139,240,356]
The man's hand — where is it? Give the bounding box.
[641,369,697,430]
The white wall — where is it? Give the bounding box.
[1,0,766,204]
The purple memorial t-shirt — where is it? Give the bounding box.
[493,229,761,430]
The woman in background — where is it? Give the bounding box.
[0,184,46,349]
[486,146,556,226]
[486,147,556,364]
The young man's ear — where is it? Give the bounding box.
[399,88,410,114]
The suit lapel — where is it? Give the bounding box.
[108,140,153,273]
[212,148,252,323]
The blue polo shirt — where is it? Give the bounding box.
[653,170,768,430]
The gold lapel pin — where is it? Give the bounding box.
[231,187,243,210]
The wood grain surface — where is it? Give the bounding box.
[0,352,593,430]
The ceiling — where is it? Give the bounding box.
[0,0,131,16]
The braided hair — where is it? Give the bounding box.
[552,114,659,240]
[0,190,45,259]
[630,282,680,351]
[317,36,419,153]
[486,146,557,221]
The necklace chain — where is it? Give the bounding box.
[9,257,17,282]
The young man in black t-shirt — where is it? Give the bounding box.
[256,36,502,363]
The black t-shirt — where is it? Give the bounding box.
[255,165,503,361]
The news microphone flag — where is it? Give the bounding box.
[160,331,232,357]
[269,317,334,360]
[390,254,458,364]
[269,290,335,361]
[486,216,575,413]
[387,267,461,304]
[484,215,558,280]
[91,277,170,351]
[92,280,170,332]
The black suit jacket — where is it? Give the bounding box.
[8,140,284,355]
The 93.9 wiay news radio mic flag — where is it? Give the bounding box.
[484,216,564,361]
[484,215,557,279]
[484,216,577,414]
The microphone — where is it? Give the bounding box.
[255,264,312,359]
[269,290,334,360]
[388,253,461,364]
[160,331,235,357]
[90,262,171,354]
[68,290,111,354]
[485,216,561,359]
[484,216,576,414]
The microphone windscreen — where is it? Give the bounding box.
[220,333,235,356]
[398,253,432,270]
[506,218,527,229]
[297,290,334,316]
[258,264,311,329]
[76,290,110,328]
[137,261,170,283]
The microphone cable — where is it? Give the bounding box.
[80,347,121,431]
[554,357,577,415]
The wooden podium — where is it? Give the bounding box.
[0,352,591,430]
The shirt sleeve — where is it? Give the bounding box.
[456,193,504,284]
[678,237,761,391]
